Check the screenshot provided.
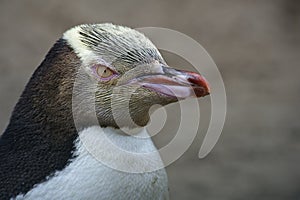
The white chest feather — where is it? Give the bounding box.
[15,127,168,200]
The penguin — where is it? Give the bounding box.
[0,24,210,200]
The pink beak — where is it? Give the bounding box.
[137,67,210,99]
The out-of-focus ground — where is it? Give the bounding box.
[0,0,300,199]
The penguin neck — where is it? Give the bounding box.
[0,38,81,199]
[1,38,79,162]
[78,125,157,153]
[76,125,164,173]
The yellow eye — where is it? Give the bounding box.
[96,65,113,78]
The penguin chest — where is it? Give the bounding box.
[16,127,169,200]
[17,152,168,200]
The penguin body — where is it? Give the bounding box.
[0,24,209,200]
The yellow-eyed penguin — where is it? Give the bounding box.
[0,24,210,200]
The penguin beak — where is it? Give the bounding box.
[132,66,210,99]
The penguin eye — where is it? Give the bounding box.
[94,65,117,81]
[97,66,113,78]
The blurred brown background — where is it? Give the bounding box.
[0,0,300,199]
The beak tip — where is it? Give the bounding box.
[185,71,210,97]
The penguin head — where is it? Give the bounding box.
[62,24,210,129]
